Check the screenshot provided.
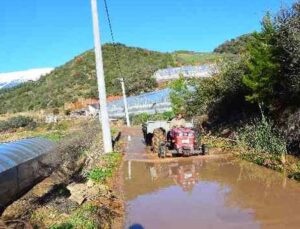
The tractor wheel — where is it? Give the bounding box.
[152,128,166,155]
[145,133,153,146]
[202,144,209,155]
[159,144,166,158]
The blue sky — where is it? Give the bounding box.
[0,0,295,72]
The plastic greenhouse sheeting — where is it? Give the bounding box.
[0,138,56,173]
[155,65,214,76]
[108,88,171,108]
[107,88,172,118]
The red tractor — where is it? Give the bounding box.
[142,121,208,158]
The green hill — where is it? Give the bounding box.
[214,33,255,55]
[0,44,176,114]
[0,43,227,114]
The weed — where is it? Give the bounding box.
[88,167,113,183]
[103,152,122,168]
[50,204,98,229]
[111,127,119,136]
[50,223,73,229]
[88,152,121,183]
[68,204,98,229]
[42,132,64,142]
[240,150,284,171]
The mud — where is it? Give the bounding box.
[122,127,300,229]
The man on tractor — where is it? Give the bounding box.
[143,110,208,157]
[170,112,186,128]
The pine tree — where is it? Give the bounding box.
[242,14,279,105]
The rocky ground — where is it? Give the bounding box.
[0,120,125,229]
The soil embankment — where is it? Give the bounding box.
[0,122,124,229]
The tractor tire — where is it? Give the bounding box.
[159,144,166,158]
[145,133,153,146]
[152,128,166,155]
[202,144,209,155]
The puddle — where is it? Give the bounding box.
[123,158,300,229]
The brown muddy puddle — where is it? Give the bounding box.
[123,157,300,229]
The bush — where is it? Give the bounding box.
[274,2,300,104]
[131,111,175,125]
[186,60,255,124]
[169,76,191,114]
[131,113,150,125]
[0,116,36,132]
[238,118,287,156]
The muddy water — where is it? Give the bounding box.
[123,135,300,229]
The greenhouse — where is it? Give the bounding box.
[0,137,56,173]
[0,138,56,209]
[108,88,172,118]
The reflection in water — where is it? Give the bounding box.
[124,158,300,229]
[148,161,202,192]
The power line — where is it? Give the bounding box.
[102,0,131,127]
[102,0,123,76]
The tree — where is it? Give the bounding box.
[242,14,280,106]
[169,75,191,115]
[274,2,300,104]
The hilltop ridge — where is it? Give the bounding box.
[0,44,224,114]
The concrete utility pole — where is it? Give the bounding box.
[120,78,131,127]
[91,0,113,153]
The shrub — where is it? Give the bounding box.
[169,76,191,114]
[187,60,255,124]
[238,118,287,156]
[131,113,150,125]
[131,111,175,125]
[0,116,36,132]
[274,2,300,104]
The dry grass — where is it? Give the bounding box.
[0,118,90,143]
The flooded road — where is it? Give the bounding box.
[123,128,300,229]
